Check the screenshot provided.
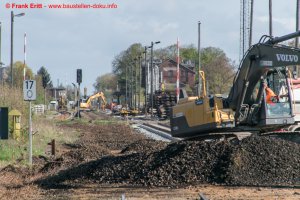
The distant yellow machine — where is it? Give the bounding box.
[80,92,107,111]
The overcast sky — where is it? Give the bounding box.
[0,0,298,93]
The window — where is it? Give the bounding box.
[168,70,174,82]
[265,70,291,117]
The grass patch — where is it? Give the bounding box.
[33,117,79,156]
[0,140,23,161]
[0,115,80,167]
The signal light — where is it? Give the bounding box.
[77,69,82,84]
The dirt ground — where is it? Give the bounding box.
[46,185,300,200]
[0,112,299,200]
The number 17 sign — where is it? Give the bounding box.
[23,80,36,101]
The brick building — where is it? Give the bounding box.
[159,58,195,93]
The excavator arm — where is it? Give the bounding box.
[80,92,107,111]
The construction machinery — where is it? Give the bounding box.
[118,107,138,116]
[80,92,107,111]
[58,95,67,112]
[171,31,300,140]
[289,78,300,131]
[119,107,131,116]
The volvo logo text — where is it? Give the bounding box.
[276,54,299,62]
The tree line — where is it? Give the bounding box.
[94,43,237,98]
[1,42,237,108]
[1,62,52,105]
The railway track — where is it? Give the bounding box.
[132,121,180,142]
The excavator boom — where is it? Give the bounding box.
[80,92,107,111]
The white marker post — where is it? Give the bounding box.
[23,33,26,80]
[23,80,36,165]
[176,37,180,103]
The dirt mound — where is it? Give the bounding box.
[37,136,300,188]
[63,145,110,162]
[225,136,300,186]
[129,140,232,186]
[121,139,168,154]
[135,136,300,187]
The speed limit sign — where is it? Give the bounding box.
[23,80,36,101]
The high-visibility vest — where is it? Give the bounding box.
[265,87,277,104]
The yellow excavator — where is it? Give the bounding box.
[80,92,107,111]
[171,31,300,140]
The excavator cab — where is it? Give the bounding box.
[244,67,294,130]
[264,69,292,118]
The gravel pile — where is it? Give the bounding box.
[225,136,300,186]
[81,140,232,186]
[130,140,233,186]
[121,139,168,154]
[38,135,300,188]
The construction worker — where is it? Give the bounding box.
[263,82,279,105]
[265,84,278,104]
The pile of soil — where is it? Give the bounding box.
[37,135,300,188]
[121,139,168,154]
[225,136,300,186]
